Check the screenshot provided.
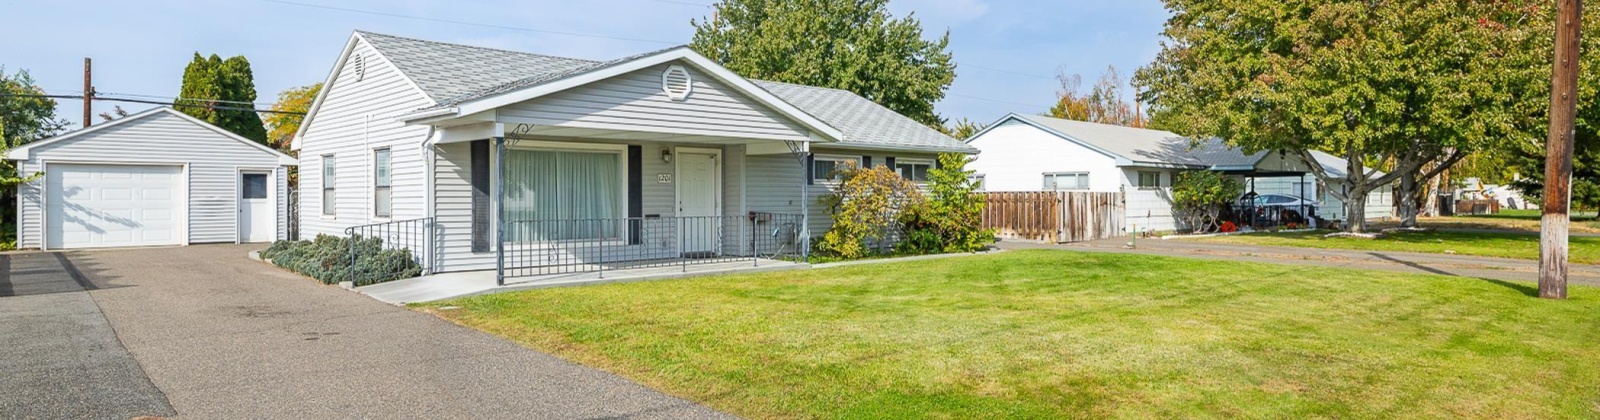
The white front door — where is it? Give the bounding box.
[46,164,182,249]
[676,149,720,255]
[238,171,273,243]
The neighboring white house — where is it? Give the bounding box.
[8,107,298,250]
[965,114,1393,232]
[291,31,974,278]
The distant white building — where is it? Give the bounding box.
[964,114,1394,232]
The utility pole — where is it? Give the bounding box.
[1540,0,1582,300]
[82,57,94,128]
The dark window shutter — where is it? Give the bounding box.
[627,146,643,245]
[885,157,896,169]
[470,140,490,253]
[862,156,872,168]
[805,153,815,185]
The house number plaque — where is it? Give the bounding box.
[658,174,673,183]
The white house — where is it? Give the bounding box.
[291,31,975,281]
[9,107,298,250]
[965,114,1393,232]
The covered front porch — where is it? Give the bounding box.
[427,120,821,285]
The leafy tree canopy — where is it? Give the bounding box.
[265,83,321,152]
[943,118,986,140]
[691,0,956,128]
[0,67,68,145]
[177,53,268,144]
[1134,0,1547,231]
[1050,65,1142,127]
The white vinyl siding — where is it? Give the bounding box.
[1123,167,1179,232]
[965,120,1122,192]
[14,110,290,249]
[494,63,811,142]
[296,37,434,237]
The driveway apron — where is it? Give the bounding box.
[0,252,175,419]
[24,244,731,419]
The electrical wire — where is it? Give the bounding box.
[253,0,678,45]
[100,91,273,107]
[0,93,306,115]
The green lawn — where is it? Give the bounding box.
[1420,209,1600,234]
[1184,230,1600,264]
[421,251,1600,419]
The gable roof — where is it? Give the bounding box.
[317,31,966,153]
[754,81,975,153]
[358,31,601,103]
[8,107,297,165]
[977,114,1364,176]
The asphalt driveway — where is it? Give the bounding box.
[1,244,730,419]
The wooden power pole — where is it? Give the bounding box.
[1541,0,1582,299]
[81,57,94,128]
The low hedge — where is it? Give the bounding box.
[261,234,422,286]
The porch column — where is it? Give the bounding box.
[800,152,810,263]
[493,136,506,286]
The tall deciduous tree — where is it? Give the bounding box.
[265,83,321,152]
[1135,0,1546,232]
[690,0,956,128]
[0,67,68,144]
[177,53,268,144]
[1050,66,1141,127]
[943,118,986,140]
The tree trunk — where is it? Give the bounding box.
[1346,190,1369,233]
[1398,170,1420,228]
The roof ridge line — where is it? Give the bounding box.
[354,30,604,64]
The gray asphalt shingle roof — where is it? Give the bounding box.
[1009,114,1357,175]
[356,31,970,153]
[753,81,974,153]
[358,31,599,102]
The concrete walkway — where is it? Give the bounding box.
[15,244,732,419]
[999,237,1600,288]
[0,252,175,419]
[360,259,806,304]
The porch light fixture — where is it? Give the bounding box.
[661,148,673,163]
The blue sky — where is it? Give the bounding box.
[2,0,1170,130]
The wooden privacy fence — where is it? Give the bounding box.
[981,191,1125,243]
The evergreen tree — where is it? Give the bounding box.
[176,53,268,144]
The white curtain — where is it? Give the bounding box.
[503,149,620,241]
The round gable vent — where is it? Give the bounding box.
[662,65,692,101]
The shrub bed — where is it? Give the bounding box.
[260,234,422,286]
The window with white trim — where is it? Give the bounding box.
[812,156,861,183]
[503,148,624,241]
[969,174,986,192]
[894,159,933,182]
[1137,171,1162,190]
[1043,172,1090,191]
[321,154,336,215]
[373,148,392,218]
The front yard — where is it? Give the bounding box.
[1415,209,1600,234]
[421,250,1600,418]
[1182,229,1600,264]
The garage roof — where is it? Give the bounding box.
[7,107,297,166]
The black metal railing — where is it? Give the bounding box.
[501,213,804,279]
[344,217,435,285]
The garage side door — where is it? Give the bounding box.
[46,164,183,249]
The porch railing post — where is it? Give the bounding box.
[494,136,506,286]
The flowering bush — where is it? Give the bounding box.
[1219,221,1239,233]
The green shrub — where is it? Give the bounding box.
[1172,171,1244,233]
[261,234,421,286]
[816,162,925,259]
[897,153,994,255]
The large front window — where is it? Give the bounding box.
[503,149,622,241]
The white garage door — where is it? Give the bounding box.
[46,164,183,249]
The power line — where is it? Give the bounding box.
[1,94,306,115]
[253,0,678,45]
[961,64,1054,80]
[100,91,273,107]
[637,0,711,7]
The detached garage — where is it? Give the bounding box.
[8,107,297,250]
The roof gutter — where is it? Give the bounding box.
[396,107,461,124]
[814,142,980,155]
